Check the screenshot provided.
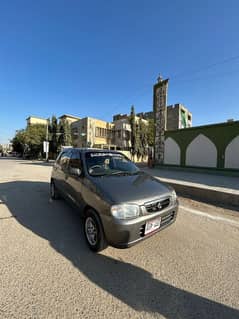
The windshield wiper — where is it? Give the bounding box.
[111,171,140,176]
[111,171,129,175]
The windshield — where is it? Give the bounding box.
[85,152,140,176]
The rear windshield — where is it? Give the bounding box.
[85,152,140,176]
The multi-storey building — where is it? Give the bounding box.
[113,116,148,150]
[71,117,115,149]
[26,116,48,126]
[112,113,128,121]
[58,114,81,124]
[113,117,131,150]
[25,103,192,151]
[166,104,192,130]
[136,111,154,120]
[135,104,192,130]
[71,115,147,150]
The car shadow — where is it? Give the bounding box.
[1,180,238,319]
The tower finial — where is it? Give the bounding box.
[157,74,163,83]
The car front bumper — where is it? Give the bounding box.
[101,202,178,248]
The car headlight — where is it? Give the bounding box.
[111,204,140,220]
[171,190,177,204]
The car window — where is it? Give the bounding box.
[85,152,140,176]
[69,150,82,169]
[59,151,71,171]
[55,151,65,164]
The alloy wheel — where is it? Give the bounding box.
[85,217,98,246]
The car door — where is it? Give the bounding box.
[67,149,84,210]
[53,150,71,197]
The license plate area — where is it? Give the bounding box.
[145,217,161,235]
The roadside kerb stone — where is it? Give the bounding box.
[156,177,239,210]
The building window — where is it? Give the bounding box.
[95,128,98,137]
[125,131,130,140]
[95,127,108,137]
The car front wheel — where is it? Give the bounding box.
[84,209,107,252]
[50,180,60,200]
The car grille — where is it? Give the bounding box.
[144,197,170,214]
[161,211,175,227]
[139,211,175,237]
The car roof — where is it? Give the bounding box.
[64,148,123,154]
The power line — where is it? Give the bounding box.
[171,53,239,81]
[171,67,239,88]
[111,53,239,112]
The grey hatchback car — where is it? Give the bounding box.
[50,148,178,252]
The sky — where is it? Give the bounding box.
[0,0,239,144]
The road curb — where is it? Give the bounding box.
[165,181,239,211]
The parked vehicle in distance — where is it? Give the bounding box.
[50,148,178,252]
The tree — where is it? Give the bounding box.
[129,105,137,156]
[147,118,155,147]
[58,120,72,147]
[11,130,26,155]
[129,106,149,160]
[64,121,72,146]
[138,117,148,158]
[50,115,58,156]
[24,124,46,158]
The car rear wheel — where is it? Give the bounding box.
[50,180,60,200]
[84,209,107,252]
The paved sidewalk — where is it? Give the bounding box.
[142,167,239,209]
[143,167,239,194]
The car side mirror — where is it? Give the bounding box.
[70,167,82,176]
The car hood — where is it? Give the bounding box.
[91,172,172,205]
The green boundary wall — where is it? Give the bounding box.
[165,121,239,169]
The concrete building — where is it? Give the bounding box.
[1,143,13,154]
[26,114,80,127]
[135,104,192,131]
[71,115,147,150]
[167,104,192,130]
[26,116,48,126]
[113,117,131,150]
[136,111,154,120]
[71,117,115,149]
[58,114,81,124]
[113,116,148,150]
[113,114,128,121]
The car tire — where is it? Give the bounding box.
[84,209,107,252]
[50,180,61,200]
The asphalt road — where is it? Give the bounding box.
[0,158,239,319]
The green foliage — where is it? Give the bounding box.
[58,120,72,147]
[11,129,26,155]
[138,117,148,158]
[147,118,155,146]
[24,124,46,158]
[49,115,58,155]
[129,106,149,159]
[12,115,65,159]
